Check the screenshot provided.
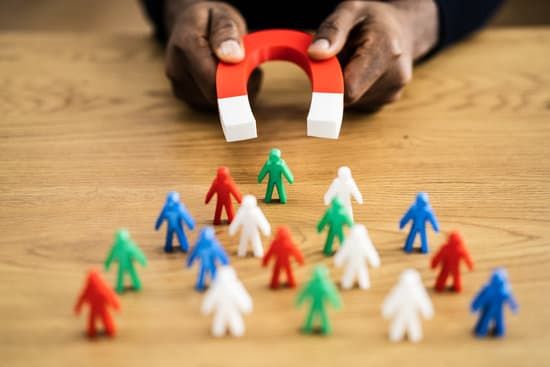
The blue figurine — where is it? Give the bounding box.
[471,268,518,337]
[155,192,196,253]
[187,227,230,291]
[399,192,439,253]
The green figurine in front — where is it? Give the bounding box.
[296,265,342,335]
[258,148,294,203]
[317,197,353,256]
[104,229,148,293]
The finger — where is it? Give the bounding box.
[209,5,246,63]
[343,25,402,104]
[308,1,366,60]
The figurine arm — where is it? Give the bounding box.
[399,207,414,229]
[414,284,434,319]
[507,293,519,313]
[257,209,271,236]
[229,181,242,203]
[325,282,343,309]
[186,244,199,267]
[228,209,244,236]
[316,212,328,233]
[364,239,381,268]
[155,208,165,230]
[104,244,116,270]
[201,288,217,315]
[381,286,400,319]
[428,210,440,232]
[181,207,196,230]
[261,242,275,267]
[106,287,121,310]
[323,181,337,205]
[281,162,294,184]
[292,245,305,266]
[333,238,350,267]
[257,162,269,183]
[460,248,474,270]
[131,242,148,267]
[74,288,88,315]
[235,282,253,314]
[204,181,216,204]
[350,180,363,204]
[216,245,230,265]
[470,287,489,312]
[295,285,310,306]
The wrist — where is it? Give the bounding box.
[392,0,439,60]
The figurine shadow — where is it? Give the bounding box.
[298,327,330,336]
[79,330,115,340]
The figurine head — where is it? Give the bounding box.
[415,192,429,207]
[448,231,463,248]
[274,226,292,242]
[216,167,230,179]
[337,166,352,180]
[349,223,368,240]
[115,228,131,244]
[242,195,257,208]
[489,268,508,289]
[310,265,330,285]
[399,268,423,288]
[216,265,237,284]
[166,191,180,205]
[200,227,216,244]
[330,196,344,209]
[268,148,281,163]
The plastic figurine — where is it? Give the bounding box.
[334,224,380,290]
[471,268,518,338]
[258,148,294,203]
[431,231,474,292]
[317,197,353,256]
[205,167,242,225]
[324,166,363,221]
[382,269,434,342]
[104,229,148,293]
[399,192,440,253]
[262,226,304,289]
[296,265,342,334]
[155,191,196,253]
[74,269,121,337]
[201,265,252,337]
[187,227,230,291]
[228,195,271,257]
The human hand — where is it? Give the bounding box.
[164,0,262,110]
[308,0,438,111]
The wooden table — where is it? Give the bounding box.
[1,28,549,366]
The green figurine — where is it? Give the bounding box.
[104,229,147,293]
[296,265,342,335]
[317,197,353,256]
[258,148,294,203]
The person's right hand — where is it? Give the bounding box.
[164,1,262,110]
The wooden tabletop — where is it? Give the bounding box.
[1,28,549,367]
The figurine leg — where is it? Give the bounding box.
[213,201,223,225]
[357,265,370,290]
[270,264,281,289]
[319,308,332,334]
[434,268,449,292]
[228,313,245,337]
[175,226,189,252]
[196,267,207,291]
[302,309,316,333]
[341,265,356,290]
[323,231,335,256]
[389,316,406,342]
[101,309,116,336]
[285,265,296,287]
[404,229,417,253]
[335,229,345,246]
[237,234,248,257]
[212,312,226,337]
[164,227,174,253]
[115,267,125,293]
[452,270,462,292]
[264,182,275,203]
[276,181,287,203]
[420,228,429,253]
[474,309,491,337]
[225,202,235,223]
[251,232,263,258]
[129,265,142,291]
[494,314,505,337]
[407,317,422,342]
[87,310,97,337]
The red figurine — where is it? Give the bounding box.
[205,167,242,225]
[74,269,121,337]
[262,226,305,289]
[431,231,474,292]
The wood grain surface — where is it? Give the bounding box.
[1,28,549,367]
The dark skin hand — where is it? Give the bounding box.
[164,0,438,112]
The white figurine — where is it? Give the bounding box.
[381,269,434,343]
[228,195,271,257]
[324,166,363,220]
[201,265,253,337]
[334,224,380,290]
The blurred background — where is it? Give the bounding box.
[0,0,549,33]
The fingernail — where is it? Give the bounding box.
[219,40,243,58]
[310,38,330,51]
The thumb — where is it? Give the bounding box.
[308,2,365,60]
[209,5,247,63]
